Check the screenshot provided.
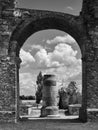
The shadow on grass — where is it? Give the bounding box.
[19,117,86,123]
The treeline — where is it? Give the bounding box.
[20,95,36,100]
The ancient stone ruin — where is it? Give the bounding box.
[41,74,59,117]
[0,0,98,122]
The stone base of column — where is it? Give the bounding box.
[79,107,87,122]
[40,106,59,117]
[40,107,46,117]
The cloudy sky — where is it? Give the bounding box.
[18,0,82,96]
[18,0,82,15]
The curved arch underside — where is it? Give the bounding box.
[9,10,84,56]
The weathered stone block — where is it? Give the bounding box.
[68,104,81,115]
[87,109,98,121]
[20,105,28,116]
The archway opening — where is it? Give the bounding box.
[19,29,82,119]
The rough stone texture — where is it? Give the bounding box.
[80,0,98,122]
[87,109,98,122]
[0,56,17,122]
[68,104,81,115]
[41,75,59,117]
[0,0,98,122]
[19,105,28,116]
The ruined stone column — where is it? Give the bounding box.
[41,74,59,117]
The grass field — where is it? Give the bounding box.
[0,120,98,130]
[16,100,98,130]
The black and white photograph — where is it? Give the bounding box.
[0,0,98,130]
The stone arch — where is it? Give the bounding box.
[8,11,88,122]
[0,0,98,123]
[8,12,85,56]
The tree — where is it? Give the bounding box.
[58,81,82,109]
[66,81,82,104]
[58,87,69,109]
[66,81,77,95]
[35,71,43,104]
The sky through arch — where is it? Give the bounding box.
[19,30,82,96]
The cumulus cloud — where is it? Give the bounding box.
[34,49,51,68]
[35,48,62,68]
[66,6,74,11]
[19,73,37,96]
[46,35,76,45]
[44,60,81,81]
[51,44,78,66]
[20,35,82,95]
[20,49,35,66]
[34,43,80,68]
[34,43,81,89]
[31,44,43,50]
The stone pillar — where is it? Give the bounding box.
[79,57,87,122]
[14,56,21,121]
[85,6,98,120]
[79,41,98,122]
[41,74,59,117]
[0,56,21,122]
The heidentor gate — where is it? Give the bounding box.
[0,0,98,122]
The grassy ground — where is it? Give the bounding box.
[14,100,98,130]
[0,120,98,130]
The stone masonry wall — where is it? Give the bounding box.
[0,56,17,122]
[80,0,98,121]
[82,0,98,108]
[0,0,98,122]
